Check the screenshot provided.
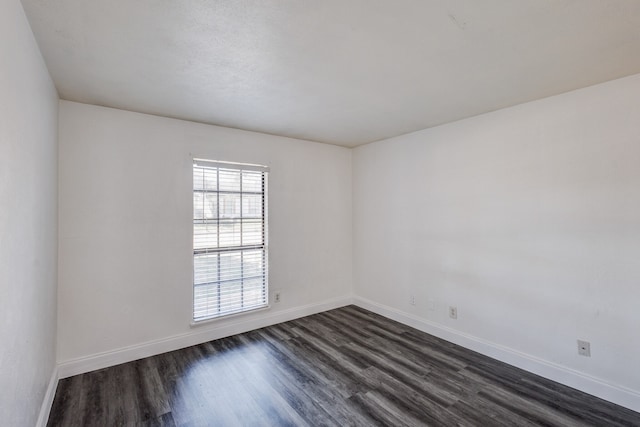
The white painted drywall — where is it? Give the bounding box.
[57,101,352,363]
[0,0,59,425]
[353,74,640,399]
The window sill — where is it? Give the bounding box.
[190,304,271,328]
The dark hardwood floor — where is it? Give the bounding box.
[47,305,640,426]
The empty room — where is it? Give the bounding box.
[2,0,640,425]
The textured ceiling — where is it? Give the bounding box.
[20,0,640,147]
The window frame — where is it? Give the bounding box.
[191,158,269,324]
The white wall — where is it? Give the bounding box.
[58,101,352,366]
[0,0,59,425]
[353,73,640,409]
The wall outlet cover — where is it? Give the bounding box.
[449,306,458,319]
[577,340,591,357]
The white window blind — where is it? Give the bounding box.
[192,159,269,322]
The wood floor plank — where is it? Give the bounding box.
[47,306,640,426]
[447,396,540,427]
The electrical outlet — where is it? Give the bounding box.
[427,299,435,311]
[449,306,458,319]
[577,340,591,357]
[410,295,415,306]
[274,292,281,303]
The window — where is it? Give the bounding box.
[192,159,269,322]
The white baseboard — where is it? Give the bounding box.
[54,294,640,413]
[36,367,58,427]
[57,295,354,379]
[353,296,640,413]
